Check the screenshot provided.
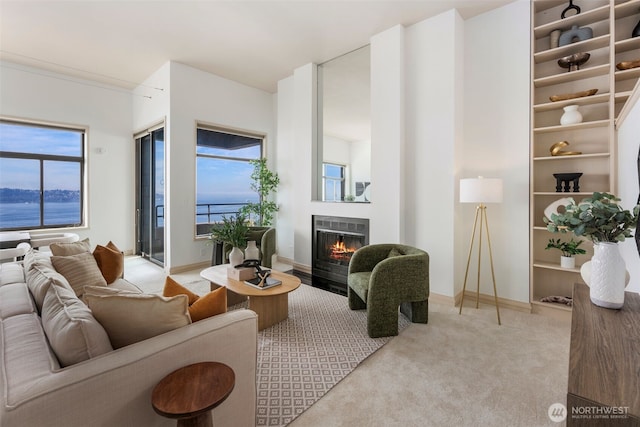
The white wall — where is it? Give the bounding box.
[349,139,371,198]
[461,0,531,303]
[617,88,640,293]
[0,61,134,251]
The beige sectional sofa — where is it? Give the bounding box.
[0,251,258,427]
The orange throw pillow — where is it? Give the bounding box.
[188,286,227,322]
[93,241,124,284]
[162,276,200,306]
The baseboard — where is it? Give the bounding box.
[428,292,456,306]
[454,290,532,313]
[169,261,210,275]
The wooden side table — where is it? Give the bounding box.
[152,362,235,427]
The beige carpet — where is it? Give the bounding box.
[125,258,571,426]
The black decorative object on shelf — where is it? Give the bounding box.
[553,173,583,192]
[561,0,581,19]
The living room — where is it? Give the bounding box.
[1,0,640,425]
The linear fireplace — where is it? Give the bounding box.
[312,215,369,289]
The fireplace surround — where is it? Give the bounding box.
[312,215,369,290]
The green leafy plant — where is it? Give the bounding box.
[209,213,249,248]
[544,192,639,243]
[240,158,280,226]
[545,238,586,257]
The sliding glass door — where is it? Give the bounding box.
[135,127,164,265]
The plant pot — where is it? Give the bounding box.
[228,246,244,267]
[588,242,626,309]
[245,240,260,261]
[560,256,575,269]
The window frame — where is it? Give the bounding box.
[322,162,346,202]
[195,122,265,238]
[0,118,87,231]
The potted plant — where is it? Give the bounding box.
[210,213,249,266]
[544,192,639,309]
[240,158,280,226]
[545,238,586,269]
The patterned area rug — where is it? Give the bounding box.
[252,283,408,426]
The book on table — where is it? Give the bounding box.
[244,276,282,290]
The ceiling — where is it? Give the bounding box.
[0,0,515,94]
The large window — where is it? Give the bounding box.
[196,125,263,237]
[0,119,85,231]
[323,162,345,202]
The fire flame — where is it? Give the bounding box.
[329,239,356,261]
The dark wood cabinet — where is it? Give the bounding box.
[567,283,640,426]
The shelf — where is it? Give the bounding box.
[615,90,633,102]
[533,152,610,161]
[533,93,610,111]
[534,4,610,39]
[615,66,640,81]
[615,36,640,54]
[533,119,610,133]
[533,192,596,196]
[533,261,582,273]
[534,35,610,63]
[534,64,610,87]
[615,0,640,20]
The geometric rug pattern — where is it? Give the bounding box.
[253,284,409,426]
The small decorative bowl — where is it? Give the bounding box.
[558,52,590,72]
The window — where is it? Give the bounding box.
[0,119,85,231]
[195,125,263,237]
[323,163,345,202]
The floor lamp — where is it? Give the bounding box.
[459,177,502,325]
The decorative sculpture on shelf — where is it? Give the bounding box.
[561,0,581,19]
[553,172,582,192]
[559,25,593,46]
[558,53,590,72]
[550,141,581,156]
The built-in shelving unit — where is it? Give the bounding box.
[530,0,640,315]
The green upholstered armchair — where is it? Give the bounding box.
[222,226,276,268]
[347,244,429,338]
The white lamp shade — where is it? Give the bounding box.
[460,177,503,204]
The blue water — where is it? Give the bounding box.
[0,202,81,229]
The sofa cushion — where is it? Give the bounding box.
[0,282,36,319]
[49,238,91,256]
[163,276,200,305]
[51,252,107,297]
[0,263,25,286]
[92,241,124,284]
[26,263,74,313]
[188,286,227,322]
[347,271,372,302]
[41,281,113,367]
[23,248,53,272]
[85,293,191,349]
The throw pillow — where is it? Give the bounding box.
[387,247,405,258]
[85,293,191,349]
[188,286,227,322]
[162,276,200,305]
[23,248,53,272]
[27,263,74,313]
[50,238,91,256]
[93,241,124,284]
[81,284,137,304]
[41,281,113,367]
[51,252,107,297]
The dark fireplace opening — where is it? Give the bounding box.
[311,215,369,294]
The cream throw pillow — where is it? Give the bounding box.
[26,263,74,313]
[41,281,113,367]
[51,252,107,297]
[50,238,91,256]
[85,293,191,349]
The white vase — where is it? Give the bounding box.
[560,255,575,269]
[245,240,260,261]
[228,246,244,267]
[589,242,626,309]
[560,104,583,126]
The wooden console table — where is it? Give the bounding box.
[567,283,640,426]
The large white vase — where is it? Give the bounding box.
[588,242,626,309]
[228,246,244,267]
[560,104,583,126]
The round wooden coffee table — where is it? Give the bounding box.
[152,362,235,427]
